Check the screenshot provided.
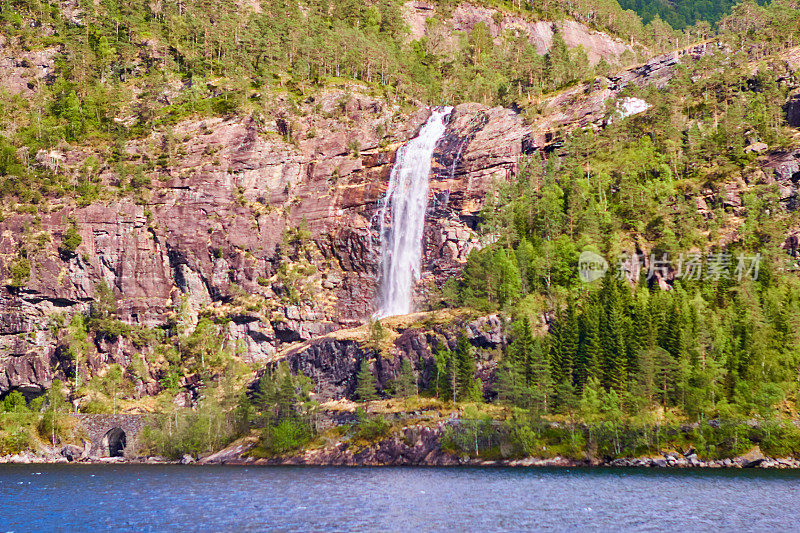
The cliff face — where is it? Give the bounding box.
[1,38,799,401]
[403,1,634,65]
[260,313,505,401]
[0,86,520,397]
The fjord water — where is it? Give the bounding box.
[3,465,800,532]
[375,107,453,318]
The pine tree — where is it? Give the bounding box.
[554,378,579,420]
[455,335,480,401]
[276,368,297,420]
[511,317,536,383]
[62,90,83,141]
[600,277,628,391]
[254,370,278,424]
[495,358,528,407]
[550,306,578,385]
[527,338,553,415]
[355,359,378,402]
[576,299,602,388]
[396,359,417,400]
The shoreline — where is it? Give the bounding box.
[3,453,798,469]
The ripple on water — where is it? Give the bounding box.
[1,465,800,531]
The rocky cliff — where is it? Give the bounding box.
[403,1,635,65]
[0,85,520,398]
[258,312,505,401]
[1,35,799,403]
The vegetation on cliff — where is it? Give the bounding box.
[1,0,800,464]
[430,19,800,439]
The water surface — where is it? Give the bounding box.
[1,465,799,532]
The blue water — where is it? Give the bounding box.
[1,465,800,531]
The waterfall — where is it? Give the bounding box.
[374,107,453,318]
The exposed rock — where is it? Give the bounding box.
[0,89,424,394]
[419,103,527,298]
[0,36,785,402]
[404,2,633,65]
[784,230,800,258]
[745,141,769,153]
[251,422,461,466]
[786,89,800,128]
[761,149,800,210]
[465,314,504,348]
[60,444,83,462]
[535,42,722,137]
[260,314,505,401]
[0,42,58,96]
[736,446,766,468]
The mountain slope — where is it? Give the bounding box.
[0,0,800,462]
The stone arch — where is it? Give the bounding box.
[101,427,127,457]
[72,414,145,458]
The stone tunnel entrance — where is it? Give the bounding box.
[102,427,127,457]
[72,414,144,458]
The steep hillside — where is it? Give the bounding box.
[0,0,665,401]
[0,0,800,463]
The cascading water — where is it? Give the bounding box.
[374,107,453,318]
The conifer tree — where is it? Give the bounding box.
[455,336,481,402]
[495,358,529,407]
[511,317,536,383]
[527,338,553,414]
[554,378,579,420]
[550,306,578,385]
[576,300,602,388]
[355,359,378,402]
[396,359,417,401]
[600,277,628,391]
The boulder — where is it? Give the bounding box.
[60,444,83,462]
[736,447,765,468]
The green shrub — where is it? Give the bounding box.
[353,409,391,442]
[61,221,82,254]
[0,426,32,454]
[261,418,311,454]
[2,390,29,412]
[9,255,30,287]
[38,410,69,444]
[140,394,245,460]
[347,139,360,158]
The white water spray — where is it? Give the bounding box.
[374,107,453,318]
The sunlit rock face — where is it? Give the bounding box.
[608,97,651,124]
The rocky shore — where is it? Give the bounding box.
[190,427,800,470]
[241,452,800,470]
[0,450,181,465]
[3,448,799,469]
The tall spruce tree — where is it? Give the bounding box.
[355,359,378,402]
[396,359,417,400]
[576,299,602,388]
[600,277,628,391]
[455,335,481,402]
